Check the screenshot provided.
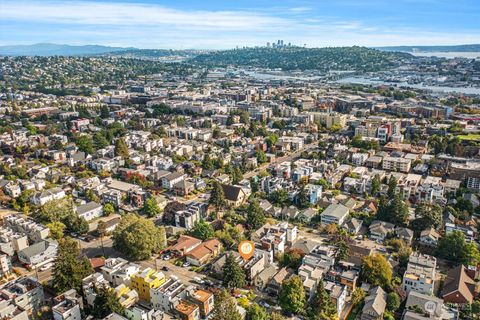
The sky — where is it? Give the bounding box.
[1,0,480,49]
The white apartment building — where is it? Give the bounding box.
[382,156,411,173]
[402,252,436,295]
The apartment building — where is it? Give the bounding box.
[402,252,437,295]
[0,277,44,312]
[320,203,350,226]
[52,289,83,320]
[382,156,411,173]
[130,268,166,302]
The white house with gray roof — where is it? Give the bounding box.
[76,201,103,221]
[320,203,349,226]
[17,239,58,269]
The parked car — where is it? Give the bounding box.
[194,276,204,284]
[183,261,190,267]
[40,263,53,271]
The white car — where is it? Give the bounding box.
[40,263,53,271]
[194,276,205,284]
[183,261,190,267]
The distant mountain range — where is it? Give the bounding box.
[376,44,480,53]
[0,43,135,56]
[2,43,480,57]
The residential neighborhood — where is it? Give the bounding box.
[1,26,480,320]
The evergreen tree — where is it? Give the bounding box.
[52,238,93,293]
[389,193,409,226]
[222,253,246,288]
[387,176,397,198]
[211,289,242,320]
[307,280,338,320]
[231,166,243,185]
[279,275,305,315]
[297,181,310,209]
[202,154,215,170]
[246,200,266,230]
[100,106,110,119]
[91,285,125,318]
[210,181,226,211]
[371,174,381,196]
[115,137,129,159]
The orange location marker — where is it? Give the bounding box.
[238,240,255,261]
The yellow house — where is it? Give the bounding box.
[114,284,139,308]
[130,268,165,302]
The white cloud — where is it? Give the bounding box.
[1,1,291,30]
[1,0,479,48]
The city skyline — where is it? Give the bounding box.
[1,0,480,49]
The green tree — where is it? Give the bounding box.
[389,194,409,226]
[191,220,215,240]
[297,181,310,209]
[437,231,480,265]
[231,166,243,185]
[386,292,400,312]
[76,135,94,154]
[307,280,338,320]
[270,313,286,320]
[246,303,269,320]
[46,221,65,240]
[202,154,215,170]
[351,288,366,306]
[210,181,226,211]
[246,200,266,230]
[412,202,443,231]
[65,215,89,235]
[100,106,110,119]
[91,285,125,318]
[222,253,246,288]
[377,194,408,226]
[211,289,242,320]
[37,198,75,224]
[142,197,161,218]
[114,137,129,159]
[279,248,305,270]
[387,176,397,198]
[279,275,305,315]
[52,238,93,293]
[103,203,115,216]
[93,132,109,150]
[371,174,381,196]
[86,189,100,203]
[256,150,267,164]
[361,254,392,288]
[113,214,166,260]
[269,189,289,208]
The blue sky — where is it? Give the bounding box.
[1,0,479,49]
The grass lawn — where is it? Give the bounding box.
[457,134,480,141]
